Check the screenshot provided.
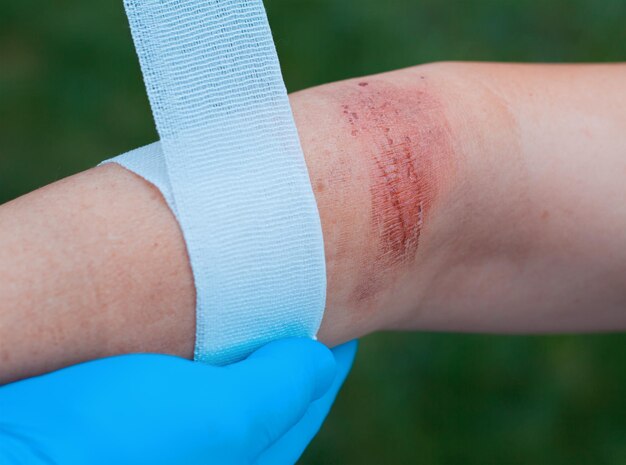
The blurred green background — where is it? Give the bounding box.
[1,0,625,463]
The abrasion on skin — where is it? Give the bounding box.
[339,77,456,299]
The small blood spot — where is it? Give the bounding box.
[358,82,369,87]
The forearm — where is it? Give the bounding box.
[1,62,625,384]
[0,165,196,383]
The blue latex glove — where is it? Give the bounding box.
[0,338,357,465]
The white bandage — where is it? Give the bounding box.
[102,0,326,365]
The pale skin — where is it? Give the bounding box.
[1,62,625,385]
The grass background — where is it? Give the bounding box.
[1,0,625,463]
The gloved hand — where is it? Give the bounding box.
[0,338,357,465]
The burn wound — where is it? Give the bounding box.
[337,77,456,300]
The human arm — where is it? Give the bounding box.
[1,62,625,384]
[298,62,626,337]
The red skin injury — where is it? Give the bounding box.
[336,77,457,301]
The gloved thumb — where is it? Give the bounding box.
[225,338,337,458]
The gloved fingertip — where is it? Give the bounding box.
[308,343,337,401]
[253,340,359,465]
[247,338,337,400]
[332,340,358,363]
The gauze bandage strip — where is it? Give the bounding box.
[106,0,326,365]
